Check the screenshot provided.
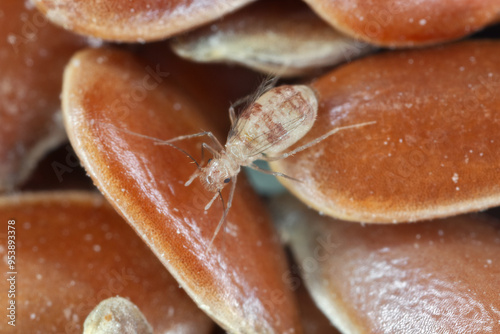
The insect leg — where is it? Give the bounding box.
[158,131,225,152]
[249,163,301,182]
[204,191,219,210]
[208,175,238,250]
[158,131,225,169]
[103,124,222,167]
[105,125,202,168]
[229,105,237,126]
[229,95,253,126]
[100,122,224,151]
[200,143,219,166]
[264,121,376,161]
[184,170,200,187]
[185,143,219,185]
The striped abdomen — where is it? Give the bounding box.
[227,85,318,161]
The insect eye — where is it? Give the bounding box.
[224,178,231,184]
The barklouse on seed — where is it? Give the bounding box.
[119,79,375,249]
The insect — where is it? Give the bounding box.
[120,79,374,248]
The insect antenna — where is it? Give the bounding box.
[155,142,201,169]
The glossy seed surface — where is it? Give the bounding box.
[273,195,500,334]
[0,192,213,334]
[271,40,500,223]
[62,48,302,334]
[303,0,500,46]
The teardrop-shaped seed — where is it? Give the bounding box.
[272,195,500,333]
[62,48,302,333]
[271,40,500,223]
[303,0,500,46]
[33,0,256,42]
[171,0,373,77]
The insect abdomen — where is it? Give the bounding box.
[230,85,318,157]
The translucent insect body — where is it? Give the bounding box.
[185,84,320,247]
[158,85,374,247]
[121,82,374,249]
